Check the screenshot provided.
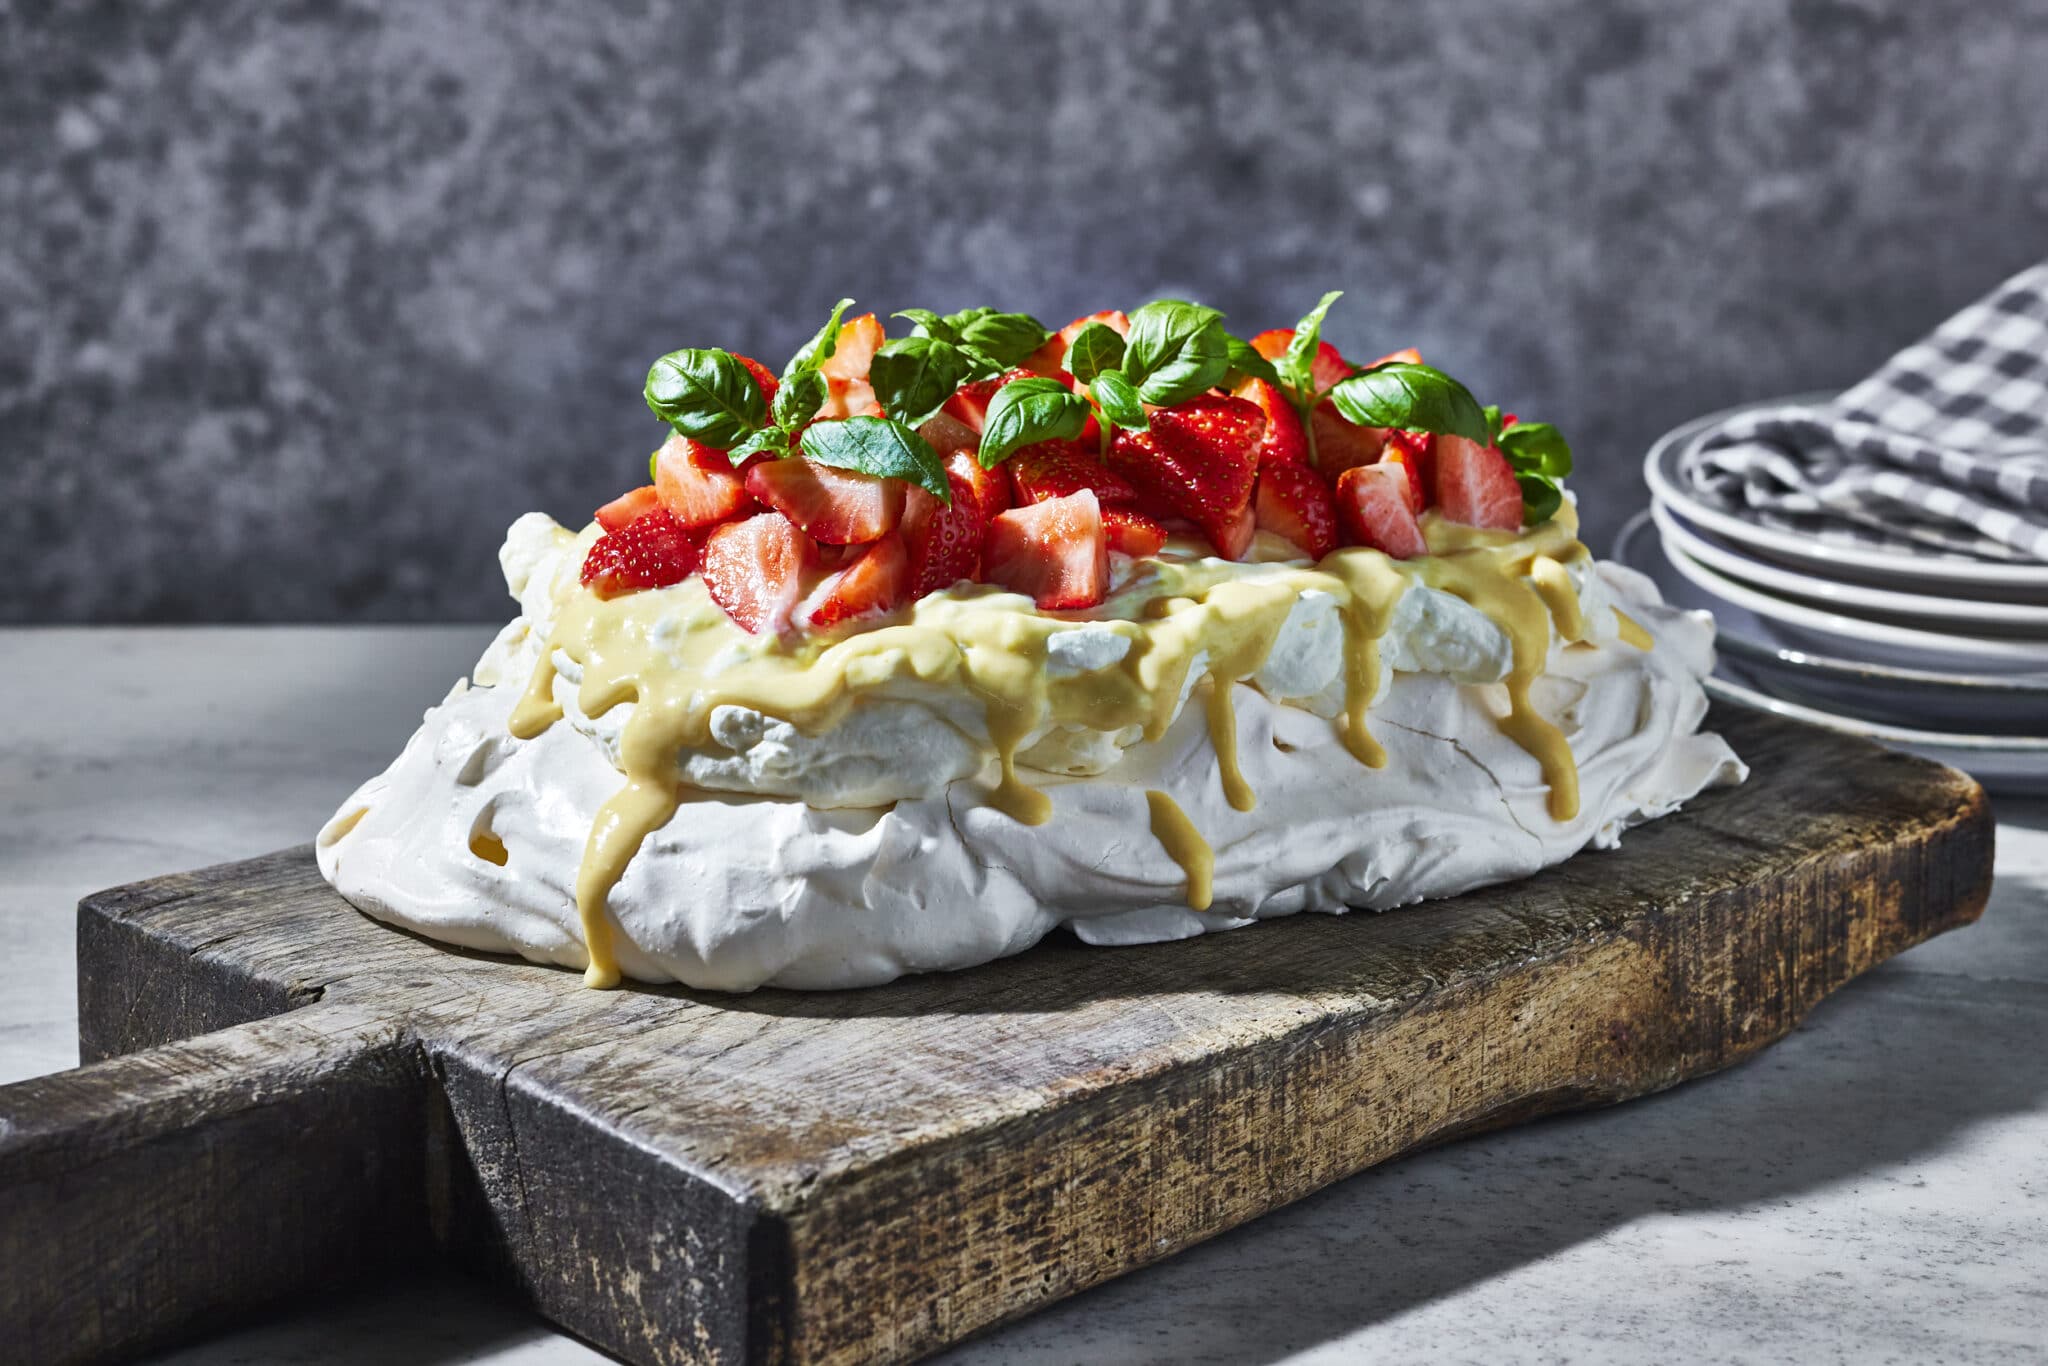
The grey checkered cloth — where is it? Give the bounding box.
[1678,262,2048,564]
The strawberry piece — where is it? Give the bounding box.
[732,353,779,408]
[941,367,1036,434]
[917,411,981,456]
[1102,506,1167,558]
[820,315,883,383]
[1434,435,1523,531]
[1365,346,1422,367]
[983,489,1109,609]
[744,457,906,545]
[580,508,702,598]
[1309,404,1387,479]
[1236,377,1311,467]
[1008,438,1139,506]
[702,512,816,634]
[1334,464,1429,559]
[1378,431,1433,513]
[1208,501,1258,560]
[654,433,753,529]
[818,314,885,418]
[595,484,664,533]
[948,449,1012,521]
[1106,395,1264,560]
[1248,329,1352,393]
[1255,461,1340,559]
[802,533,910,628]
[902,462,989,597]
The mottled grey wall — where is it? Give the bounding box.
[6,0,2046,622]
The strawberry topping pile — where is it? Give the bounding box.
[580,294,1574,633]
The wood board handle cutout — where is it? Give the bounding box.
[0,707,1997,1365]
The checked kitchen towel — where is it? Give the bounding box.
[1678,262,2048,564]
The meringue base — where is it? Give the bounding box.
[318,565,1743,993]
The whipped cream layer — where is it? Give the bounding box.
[318,508,1744,992]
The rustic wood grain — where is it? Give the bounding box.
[0,707,1996,1365]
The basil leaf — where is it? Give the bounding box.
[728,426,792,463]
[1089,371,1148,431]
[1327,362,1489,442]
[954,344,1006,382]
[868,336,977,428]
[951,310,1049,367]
[772,366,827,430]
[799,416,951,503]
[1224,333,1280,389]
[1517,472,1563,525]
[976,377,1090,469]
[1497,421,1573,478]
[645,348,769,447]
[892,307,953,342]
[649,449,660,483]
[1063,323,1126,385]
[1279,290,1343,398]
[1123,298,1229,405]
[1482,404,1505,444]
[786,297,855,375]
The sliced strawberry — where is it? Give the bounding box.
[802,533,910,628]
[1365,346,1422,367]
[1334,464,1429,559]
[948,449,1012,521]
[1106,395,1264,560]
[902,465,988,597]
[595,484,664,533]
[1309,404,1387,479]
[941,367,1035,434]
[818,314,885,418]
[1208,501,1258,560]
[702,512,816,634]
[1434,435,1523,531]
[1235,377,1310,467]
[983,489,1109,609]
[732,353,779,409]
[1378,430,1433,513]
[1009,437,1139,506]
[917,411,981,456]
[1255,461,1340,559]
[654,433,753,529]
[1102,506,1167,558]
[820,315,883,383]
[580,508,702,598]
[1248,329,1352,393]
[744,457,906,545]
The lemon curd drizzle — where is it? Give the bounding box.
[508,503,1643,986]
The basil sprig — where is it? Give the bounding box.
[642,300,950,503]
[894,307,1050,369]
[644,348,770,448]
[799,415,951,502]
[1121,299,1229,404]
[1327,362,1490,443]
[1277,290,1342,401]
[1497,420,1573,524]
[977,377,1091,468]
[869,335,983,428]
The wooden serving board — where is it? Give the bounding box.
[0,707,1994,1365]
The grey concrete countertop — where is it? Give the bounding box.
[3,625,2043,1365]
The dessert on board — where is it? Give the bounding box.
[319,294,1744,991]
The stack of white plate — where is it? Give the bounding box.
[1622,394,2048,794]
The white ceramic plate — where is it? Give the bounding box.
[1703,673,2048,796]
[1612,510,2048,733]
[1656,522,2048,671]
[1652,500,2048,635]
[1643,395,2048,600]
